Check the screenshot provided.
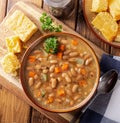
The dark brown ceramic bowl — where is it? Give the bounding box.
[20,32,100,113]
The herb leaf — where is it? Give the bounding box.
[44,37,59,54]
[40,13,62,32]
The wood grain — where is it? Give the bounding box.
[31,109,54,123]
[7,0,43,12]
[0,88,30,123]
[0,1,32,123]
[0,0,7,22]
[111,47,120,56]
[0,1,105,123]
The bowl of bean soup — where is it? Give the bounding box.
[20,32,100,112]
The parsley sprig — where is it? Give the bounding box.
[44,37,59,54]
[40,13,62,32]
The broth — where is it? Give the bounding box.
[25,35,99,110]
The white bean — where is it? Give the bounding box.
[51,78,57,88]
[50,60,57,64]
[76,75,83,81]
[34,74,38,80]
[71,68,76,76]
[65,76,71,83]
[57,77,62,82]
[61,39,67,44]
[74,95,80,101]
[50,73,55,78]
[84,54,90,60]
[49,65,55,72]
[67,71,72,77]
[62,73,71,83]
[62,73,67,77]
[35,65,41,70]
[34,82,41,89]
[70,101,74,106]
[49,55,56,60]
[43,69,48,73]
[69,58,77,62]
[85,57,93,65]
[66,90,72,96]
[69,52,79,57]
[33,50,41,54]
[28,77,34,86]
[64,50,71,55]
[63,55,68,60]
[49,93,54,97]
[72,84,79,93]
[55,98,62,103]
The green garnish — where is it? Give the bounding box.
[44,37,59,54]
[41,73,48,82]
[40,13,62,32]
[41,90,46,98]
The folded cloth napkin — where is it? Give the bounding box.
[79,54,120,123]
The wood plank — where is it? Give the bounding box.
[31,109,54,123]
[0,88,30,123]
[0,2,105,123]
[0,0,7,22]
[76,0,110,54]
[111,48,120,56]
[7,0,43,12]
[0,1,31,123]
[0,0,34,123]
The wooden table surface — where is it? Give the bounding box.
[0,0,119,123]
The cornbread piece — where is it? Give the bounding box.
[1,53,20,76]
[6,36,21,53]
[92,12,118,42]
[91,0,108,12]
[109,0,120,21]
[5,10,38,42]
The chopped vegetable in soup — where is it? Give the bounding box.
[25,35,98,110]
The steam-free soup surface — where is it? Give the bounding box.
[25,35,98,110]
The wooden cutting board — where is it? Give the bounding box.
[0,1,105,123]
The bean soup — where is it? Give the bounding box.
[22,33,99,112]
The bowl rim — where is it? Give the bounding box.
[20,32,100,113]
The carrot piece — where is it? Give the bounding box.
[72,40,78,46]
[57,88,65,96]
[57,52,63,59]
[61,63,69,71]
[29,58,35,62]
[55,67,61,73]
[29,56,35,59]
[28,71,35,77]
[28,56,36,62]
[80,68,87,75]
[47,96,54,103]
[79,80,87,87]
[59,44,65,51]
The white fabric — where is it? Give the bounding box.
[104,79,120,122]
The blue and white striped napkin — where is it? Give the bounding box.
[79,54,120,123]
